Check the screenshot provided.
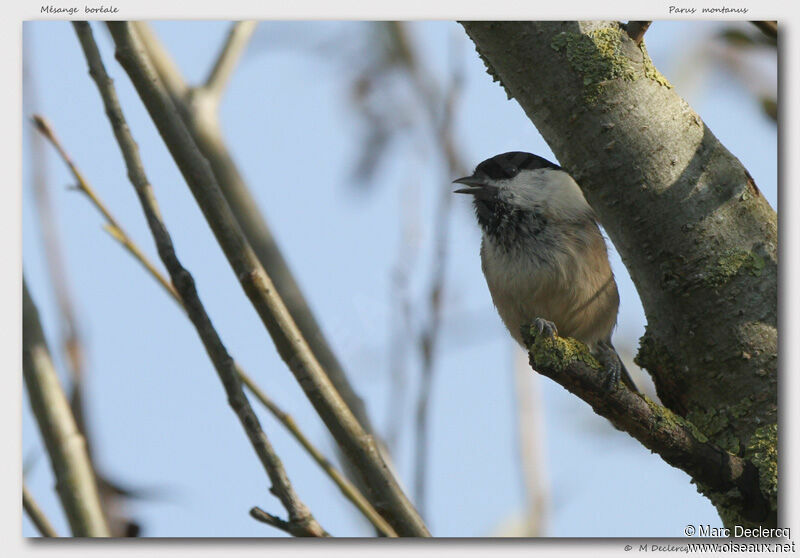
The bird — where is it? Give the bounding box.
[453,151,638,391]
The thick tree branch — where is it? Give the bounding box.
[525,328,771,525]
[72,21,327,537]
[103,21,427,537]
[461,21,777,528]
[22,279,110,537]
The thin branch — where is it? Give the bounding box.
[135,22,396,529]
[22,279,110,537]
[625,21,652,45]
[751,21,777,40]
[238,374,396,536]
[385,200,415,452]
[400,22,468,515]
[249,506,328,537]
[32,115,396,537]
[72,20,327,537]
[104,20,428,537]
[31,114,178,300]
[129,21,379,449]
[23,482,59,537]
[524,328,771,523]
[27,49,126,533]
[203,21,257,101]
[25,35,87,390]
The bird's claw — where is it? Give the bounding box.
[532,317,558,339]
[596,341,621,391]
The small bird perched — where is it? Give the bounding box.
[454,151,637,391]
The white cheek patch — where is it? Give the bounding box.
[498,169,592,221]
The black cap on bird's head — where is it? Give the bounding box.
[453,151,560,192]
[453,151,562,227]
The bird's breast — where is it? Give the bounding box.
[480,228,619,348]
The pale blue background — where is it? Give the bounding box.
[22,20,777,537]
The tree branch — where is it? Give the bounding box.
[32,113,396,536]
[23,482,59,537]
[128,21,379,447]
[27,85,86,390]
[751,21,777,40]
[625,21,651,45]
[524,328,771,525]
[405,21,466,517]
[72,20,327,537]
[249,506,328,537]
[461,20,777,528]
[202,20,257,101]
[32,114,178,300]
[22,279,110,537]
[103,20,427,537]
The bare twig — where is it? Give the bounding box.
[400,22,468,515]
[105,20,427,537]
[32,114,396,537]
[751,21,777,39]
[128,21,379,447]
[249,506,329,537]
[524,328,771,523]
[31,115,178,300]
[240,374,397,536]
[133,23,395,532]
[23,482,59,537]
[22,279,110,537]
[203,21,258,101]
[26,94,86,388]
[385,203,416,452]
[73,20,327,538]
[625,21,652,45]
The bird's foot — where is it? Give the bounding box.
[532,317,558,339]
[595,341,622,392]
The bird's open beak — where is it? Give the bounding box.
[453,176,498,199]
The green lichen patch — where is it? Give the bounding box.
[634,330,681,381]
[523,325,600,372]
[643,395,709,443]
[686,407,729,438]
[716,431,741,455]
[639,41,673,89]
[745,424,778,510]
[704,250,766,289]
[684,396,756,454]
[550,26,671,103]
[551,28,634,103]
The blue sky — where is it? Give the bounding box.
[22,20,777,537]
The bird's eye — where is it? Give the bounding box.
[506,166,518,177]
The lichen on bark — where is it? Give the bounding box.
[549,25,671,103]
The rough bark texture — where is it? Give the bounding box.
[461,21,777,528]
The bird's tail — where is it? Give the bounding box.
[618,354,640,394]
[599,339,641,394]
